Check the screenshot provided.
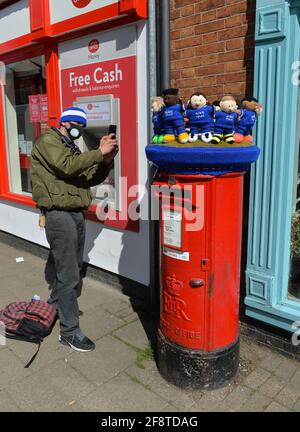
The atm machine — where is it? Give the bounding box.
[74,94,121,211]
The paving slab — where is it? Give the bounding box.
[212,401,236,412]
[182,386,233,413]
[0,391,23,412]
[171,392,203,411]
[77,282,126,312]
[75,372,169,412]
[127,366,196,405]
[239,392,272,412]
[258,375,286,399]
[102,298,133,315]
[293,398,300,411]
[0,348,32,391]
[75,305,125,341]
[275,385,300,409]
[243,367,272,389]
[6,359,96,412]
[258,353,284,373]
[273,359,299,381]
[265,401,291,412]
[123,312,140,323]
[221,385,253,411]
[67,335,137,385]
[113,320,151,350]
[125,362,159,387]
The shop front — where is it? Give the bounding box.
[0,0,150,287]
[246,0,300,333]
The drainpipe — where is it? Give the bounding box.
[160,0,170,90]
[148,0,170,311]
[148,0,159,312]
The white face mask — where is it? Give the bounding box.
[67,124,84,140]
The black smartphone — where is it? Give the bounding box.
[108,124,117,138]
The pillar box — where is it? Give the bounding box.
[146,143,260,389]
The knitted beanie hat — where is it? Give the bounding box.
[60,107,87,127]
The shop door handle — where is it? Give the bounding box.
[189,279,205,288]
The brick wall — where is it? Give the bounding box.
[170,0,256,104]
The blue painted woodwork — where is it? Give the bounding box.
[246,0,300,332]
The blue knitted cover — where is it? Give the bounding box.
[145,144,260,176]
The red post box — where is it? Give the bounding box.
[146,145,260,389]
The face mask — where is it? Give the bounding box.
[67,124,84,140]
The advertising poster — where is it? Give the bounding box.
[28,94,48,123]
[40,94,49,123]
[59,26,136,121]
[28,95,40,123]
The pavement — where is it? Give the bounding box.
[0,239,299,412]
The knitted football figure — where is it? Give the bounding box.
[151,96,165,144]
[161,88,189,144]
[185,93,215,143]
[234,97,263,143]
[211,95,239,144]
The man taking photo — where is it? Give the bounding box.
[31,106,118,352]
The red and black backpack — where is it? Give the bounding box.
[0,300,57,367]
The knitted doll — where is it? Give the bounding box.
[185,93,215,143]
[234,97,263,143]
[151,96,165,144]
[211,95,239,144]
[160,88,189,144]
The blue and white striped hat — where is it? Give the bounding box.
[60,107,87,127]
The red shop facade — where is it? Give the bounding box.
[0,0,150,287]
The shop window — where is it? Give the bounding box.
[3,56,47,195]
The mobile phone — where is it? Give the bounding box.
[108,124,117,138]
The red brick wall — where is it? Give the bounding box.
[170,0,256,104]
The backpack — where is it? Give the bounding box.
[0,300,57,368]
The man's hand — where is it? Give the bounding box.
[99,134,119,165]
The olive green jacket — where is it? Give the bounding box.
[31,128,110,210]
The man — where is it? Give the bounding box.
[31,106,118,352]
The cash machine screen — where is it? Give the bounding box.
[76,100,111,123]
[75,95,115,150]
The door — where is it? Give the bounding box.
[246,1,300,332]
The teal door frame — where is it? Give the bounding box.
[246,0,300,332]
